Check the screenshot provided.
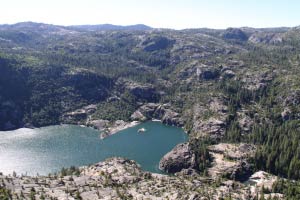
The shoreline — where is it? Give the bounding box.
[1,119,188,141]
[151,118,162,122]
[100,120,140,139]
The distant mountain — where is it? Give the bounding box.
[70,24,152,31]
[0,22,152,33]
[0,22,66,32]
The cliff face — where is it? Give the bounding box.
[159,143,196,173]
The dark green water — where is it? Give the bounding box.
[0,121,187,175]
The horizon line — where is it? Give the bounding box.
[0,21,297,31]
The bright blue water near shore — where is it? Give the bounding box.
[0,121,187,175]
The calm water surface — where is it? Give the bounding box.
[0,121,187,175]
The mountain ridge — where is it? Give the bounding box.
[0,21,152,31]
[0,21,298,31]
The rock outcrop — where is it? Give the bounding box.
[222,28,248,41]
[178,63,221,81]
[141,36,175,52]
[281,90,300,120]
[248,171,280,190]
[87,119,110,130]
[194,117,226,138]
[283,90,299,107]
[247,171,284,199]
[221,69,236,79]
[0,157,284,200]
[241,70,274,91]
[237,110,254,132]
[116,79,159,101]
[192,98,228,139]
[197,67,220,80]
[248,32,283,44]
[159,143,196,173]
[62,104,98,124]
[208,143,256,181]
[131,103,184,126]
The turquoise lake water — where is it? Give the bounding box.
[0,121,187,175]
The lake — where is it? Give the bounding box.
[0,121,188,175]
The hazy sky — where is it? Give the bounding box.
[0,0,299,29]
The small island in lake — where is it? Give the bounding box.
[137,128,146,133]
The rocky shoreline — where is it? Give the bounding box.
[0,157,284,200]
[59,102,188,140]
[99,120,140,139]
[0,102,287,199]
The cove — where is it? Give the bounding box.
[0,121,187,176]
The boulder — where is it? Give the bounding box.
[159,143,196,173]
[222,70,235,79]
[248,171,279,190]
[281,108,291,121]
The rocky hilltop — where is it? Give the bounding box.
[0,157,283,200]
